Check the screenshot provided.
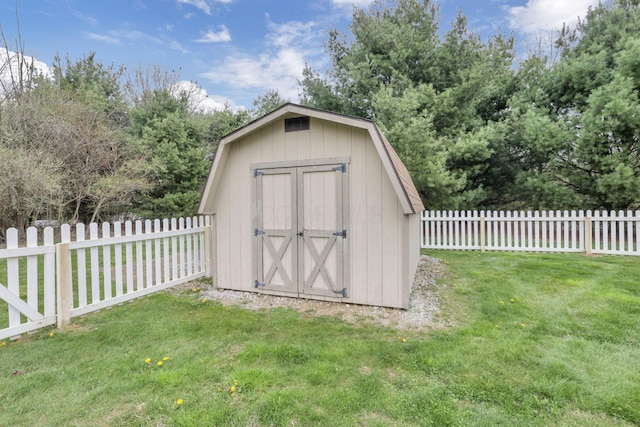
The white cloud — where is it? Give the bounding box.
[198,18,320,102]
[72,10,99,27]
[176,0,233,15]
[0,49,51,98]
[171,80,234,112]
[199,49,306,101]
[330,0,375,13]
[85,32,121,45]
[507,0,599,35]
[177,0,212,15]
[86,26,187,56]
[170,41,188,53]
[266,18,316,48]
[110,28,163,44]
[331,0,375,6]
[194,26,232,43]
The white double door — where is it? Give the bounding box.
[253,161,348,298]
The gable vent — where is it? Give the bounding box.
[284,116,310,132]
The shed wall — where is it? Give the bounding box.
[209,116,417,308]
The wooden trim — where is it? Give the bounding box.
[252,157,350,170]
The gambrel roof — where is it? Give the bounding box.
[198,103,425,215]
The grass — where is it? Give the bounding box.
[1,251,639,426]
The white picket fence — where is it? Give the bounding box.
[421,210,640,256]
[1,217,212,340]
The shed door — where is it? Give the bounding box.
[254,162,348,298]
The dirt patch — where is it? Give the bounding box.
[183,255,452,330]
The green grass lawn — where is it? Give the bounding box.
[1,251,639,426]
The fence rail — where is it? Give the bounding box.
[1,216,212,341]
[421,210,640,256]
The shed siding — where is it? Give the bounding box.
[209,115,416,308]
[382,184,402,308]
[213,157,231,288]
[365,133,384,305]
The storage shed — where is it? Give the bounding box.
[198,103,425,309]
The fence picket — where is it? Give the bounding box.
[186,217,193,277]
[135,221,144,291]
[626,211,633,252]
[90,223,100,304]
[125,221,134,294]
[7,229,20,327]
[170,219,177,280]
[114,222,124,297]
[636,210,640,253]
[76,224,87,307]
[544,211,550,249]
[193,216,201,273]
[563,210,569,249]
[102,223,112,300]
[145,220,153,289]
[58,224,72,328]
[163,219,171,282]
[26,228,38,311]
[43,228,55,318]
[179,218,186,278]
[154,219,162,286]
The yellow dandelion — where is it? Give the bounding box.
[401,338,407,343]
[0,341,6,347]
[176,398,183,405]
[233,379,239,385]
[145,358,152,364]
[521,323,526,328]
[157,361,163,366]
[510,298,515,302]
[202,298,208,303]
[230,385,236,392]
[453,283,458,287]
[49,332,54,337]
[163,357,169,361]
[499,301,505,304]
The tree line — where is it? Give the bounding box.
[301,0,640,212]
[1,0,639,239]
[0,49,264,237]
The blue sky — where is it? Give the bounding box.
[0,0,600,110]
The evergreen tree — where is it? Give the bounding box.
[300,0,516,209]
[533,0,640,209]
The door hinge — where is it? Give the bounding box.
[333,288,348,297]
[333,229,347,238]
[254,228,265,236]
[254,280,266,288]
[253,170,264,177]
[332,164,346,173]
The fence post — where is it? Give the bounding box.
[584,216,592,255]
[204,223,212,278]
[56,224,72,328]
[480,216,486,252]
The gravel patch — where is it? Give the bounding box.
[197,255,451,330]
